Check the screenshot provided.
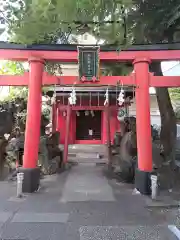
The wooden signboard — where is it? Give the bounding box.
[77,46,100,81]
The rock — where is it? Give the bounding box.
[113,155,136,183]
[39,133,63,175]
[152,142,164,169]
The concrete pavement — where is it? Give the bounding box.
[0,164,179,239]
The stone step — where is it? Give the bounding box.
[68,152,105,159]
[68,157,108,164]
[59,144,107,155]
[60,144,108,162]
[68,149,107,154]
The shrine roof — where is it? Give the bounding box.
[0,41,180,51]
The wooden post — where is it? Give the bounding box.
[133,58,152,195]
[105,105,112,165]
[52,103,57,133]
[63,104,72,164]
[133,58,153,172]
[23,59,44,169]
[22,58,44,193]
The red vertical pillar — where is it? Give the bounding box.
[52,103,57,133]
[105,105,112,165]
[23,58,44,169]
[133,58,152,172]
[56,106,59,132]
[63,104,72,164]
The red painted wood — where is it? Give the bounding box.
[75,140,102,144]
[102,110,106,144]
[100,111,104,144]
[1,49,180,61]
[100,51,180,61]
[110,109,118,143]
[0,73,29,86]
[43,74,134,86]
[70,110,76,143]
[103,109,119,144]
[134,59,153,172]
[1,72,180,87]
[57,111,66,144]
[52,103,57,133]
[56,107,59,131]
[58,105,119,111]
[63,105,72,163]
[150,76,180,87]
[105,105,112,163]
[23,60,44,168]
[0,50,77,62]
[0,73,134,86]
[57,107,120,145]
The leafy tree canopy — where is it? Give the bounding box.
[169,88,180,101]
[2,0,180,45]
[4,0,132,44]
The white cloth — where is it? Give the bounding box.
[89,129,93,136]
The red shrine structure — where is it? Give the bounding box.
[0,42,180,192]
[53,86,132,145]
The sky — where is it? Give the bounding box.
[161,61,180,76]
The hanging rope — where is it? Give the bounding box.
[51,83,57,105]
[104,87,109,106]
[68,86,76,105]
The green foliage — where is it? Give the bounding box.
[0,87,28,103]
[0,61,27,102]
[169,88,180,101]
[3,0,180,46]
[5,0,132,44]
[42,105,51,121]
[127,1,180,43]
[0,61,25,75]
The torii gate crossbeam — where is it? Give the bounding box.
[0,73,180,87]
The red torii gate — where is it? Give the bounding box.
[0,42,180,193]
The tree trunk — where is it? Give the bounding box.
[151,62,177,162]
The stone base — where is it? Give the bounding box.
[135,168,151,195]
[19,167,40,193]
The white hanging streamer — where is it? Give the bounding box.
[104,88,109,106]
[51,93,56,104]
[68,87,76,105]
[117,81,125,106]
[51,84,57,104]
[117,89,125,106]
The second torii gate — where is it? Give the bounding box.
[0,42,180,193]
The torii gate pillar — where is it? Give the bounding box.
[52,102,57,133]
[133,58,153,195]
[21,58,44,193]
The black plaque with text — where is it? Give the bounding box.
[78,46,100,81]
